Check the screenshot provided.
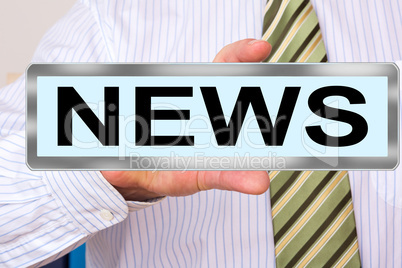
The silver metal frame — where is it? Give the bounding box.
[26,63,399,170]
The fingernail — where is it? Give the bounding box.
[248,39,263,46]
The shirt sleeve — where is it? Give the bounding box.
[0,1,163,267]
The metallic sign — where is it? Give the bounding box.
[26,63,399,170]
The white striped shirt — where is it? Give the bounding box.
[0,0,401,267]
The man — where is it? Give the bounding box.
[0,0,401,267]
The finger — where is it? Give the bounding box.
[103,170,270,197]
[102,170,201,197]
[213,39,272,63]
[198,171,270,195]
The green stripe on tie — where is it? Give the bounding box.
[263,1,361,267]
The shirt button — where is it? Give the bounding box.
[100,209,114,221]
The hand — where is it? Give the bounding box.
[102,39,272,201]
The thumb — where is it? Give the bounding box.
[198,171,270,195]
[213,39,272,63]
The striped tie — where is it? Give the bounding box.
[262,1,361,267]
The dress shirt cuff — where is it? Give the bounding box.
[127,196,166,213]
[42,170,166,234]
[42,170,129,236]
